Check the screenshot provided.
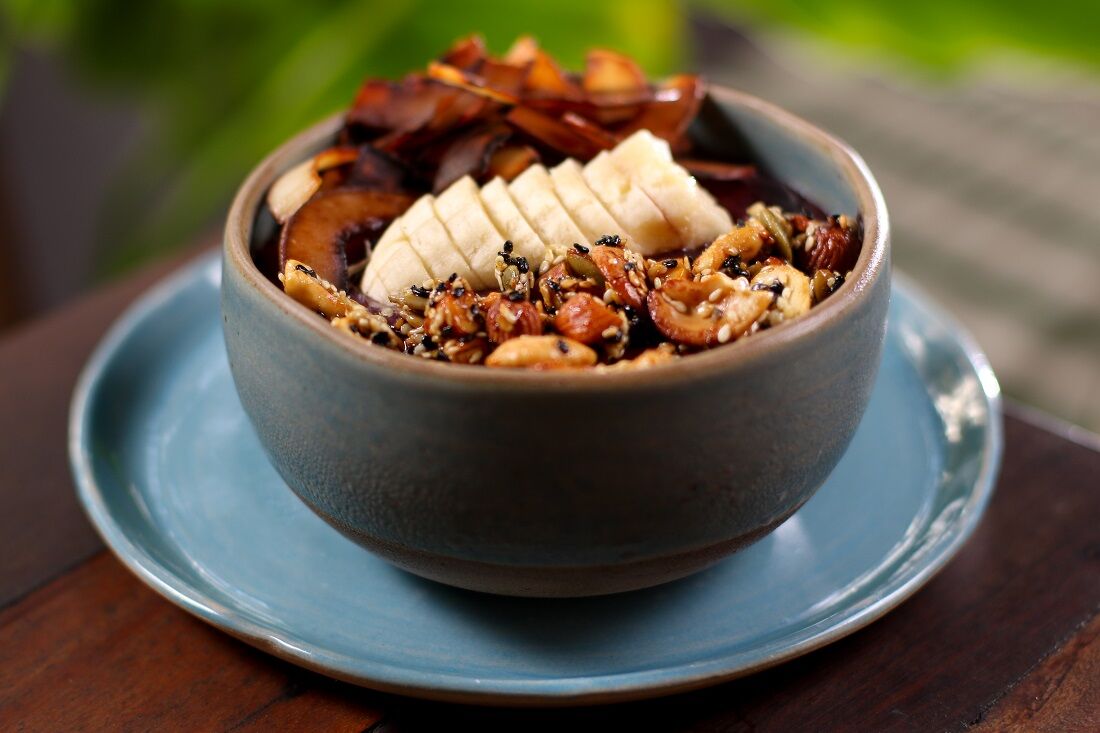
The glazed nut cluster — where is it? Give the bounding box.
[280,203,858,370]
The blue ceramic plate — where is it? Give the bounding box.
[70,252,1001,706]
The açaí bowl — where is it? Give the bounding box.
[221,85,890,597]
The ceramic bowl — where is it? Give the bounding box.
[221,86,890,597]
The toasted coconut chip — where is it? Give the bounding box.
[523,48,581,97]
[506,106,614,160]
[487,144,540,182]
[503,35,539,65]
[433,123,514,193]
[347,78,446,134]
[583,49,647,95]
[478,58,529,94]
[279,189,414,290]
[427,62,519,105]
[345,145,415,192]
[439,35,488,70]
[621,75,705,152]
[268,146,361,223]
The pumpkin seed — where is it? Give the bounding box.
[748,202,793,262]
[565,253,604,283]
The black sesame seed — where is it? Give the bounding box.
[447,272,458,283]
[371,331,390,345]
[440,324,453,337]
[624,261,636,272]
[557,339,570,353]
[502,240,514,254]
[752,280,785,296]
[294,263,317,276]
[573,243,589,254]
[434,282,447,293]
[663,258,677,268]
[516,257,530,274]
[453,286,466,297]
[829,273,846,293]
[547,280,561,292]
[506,290,524,302]
[410,285,430,298]
[470,304,481,317]
[595,234,621,246]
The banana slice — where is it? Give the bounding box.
[360,131,734,293]
[361,268,389,302]
[434,176,509,288]
[361,237,399,300]
[363,216,432,298]
[549,159,627,246]
[375,232,434,299]
[508,165,587,251]
[402,195,488,290]
[582,151,682,255]
[609,130,732,249]
[479,176,548,269]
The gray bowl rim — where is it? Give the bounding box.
[223,85,890,391]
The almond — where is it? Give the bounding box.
[553,293,623,344]
[485,297,542,343]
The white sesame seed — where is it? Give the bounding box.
[500,305,518,324]
[664,295,688,314]
[717,324,733,343]
[601,326,619,339]
[653,276,663,289]
[603,288,616,302]
[539,260,550,274]
[708,288,723,303]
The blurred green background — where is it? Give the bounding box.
[1,0,1097,431]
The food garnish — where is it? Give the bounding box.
[268,37,862,369]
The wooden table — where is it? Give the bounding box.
[1,253,1098,732]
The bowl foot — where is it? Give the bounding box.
[307,500,792,597]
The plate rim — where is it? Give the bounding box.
[68,252,1003,706]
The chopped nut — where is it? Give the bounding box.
[281,259,360,319]
[485,296,542,343]
[424,277,482,339]
[552,293,623,344]
[485,335,597,369]
[807,217,859,272]
[647,272,772,346]
[751,263,812,320]
[586,245,648,309]
[692,221,766,276]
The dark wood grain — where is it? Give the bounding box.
[0,554,383,733]
[0,246,208,608]
[975,611,1100,731]
[0,254,1098,731]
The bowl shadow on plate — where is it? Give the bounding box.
[381,552,738,664]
